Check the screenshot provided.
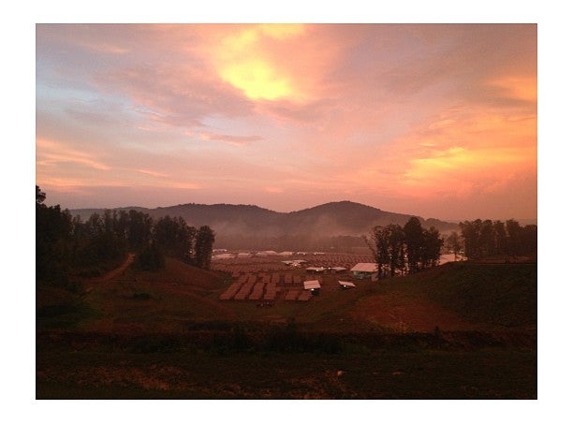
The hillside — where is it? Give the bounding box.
[70,200,459,250]
[38,258,536,335]
[37,258,537,399]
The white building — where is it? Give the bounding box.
[350,263,378,280]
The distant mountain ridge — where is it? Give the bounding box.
[70,200,459,250]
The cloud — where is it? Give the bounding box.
[208,24,307,101]
[137,169,169,178]
[36,137,111,171]
[385,107,536,199]
[194,131,262,146]
[36,24,537,220]
[96,63,254,129]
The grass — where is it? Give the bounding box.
[36,258,537,399]
[398,262,537,327]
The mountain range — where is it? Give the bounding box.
[71,201,459,251]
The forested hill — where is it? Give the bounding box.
[70,201,458,250]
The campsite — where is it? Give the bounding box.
[36,250,537,399]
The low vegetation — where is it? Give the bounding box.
[37,254,536,399]
[36,186,537,399]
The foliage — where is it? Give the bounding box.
[458,219,537,260]
[404,217,425,274]
[36,186,215,284]
[135,241,165,271]
[368,217,444,278]
[369,224,405,278]
[152,215,195,260]
[36,186,74,286]
[193,225,216,269]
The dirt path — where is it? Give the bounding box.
[89,253,135,283]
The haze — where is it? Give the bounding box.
[36,23,537,221]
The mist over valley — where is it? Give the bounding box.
[71,200,460,251]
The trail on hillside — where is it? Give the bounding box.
[89,253,135,283]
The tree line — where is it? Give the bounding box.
[367,215,537,279]
[448,218,537,261]
[366,216,443,279]
[36,186,215,287]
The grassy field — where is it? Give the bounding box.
[36,256,537,399]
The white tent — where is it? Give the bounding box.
[338,280,356,289]
[303,280,321,290]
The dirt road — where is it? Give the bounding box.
[89,253,135,283]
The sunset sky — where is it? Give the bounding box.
[36,23,537,221]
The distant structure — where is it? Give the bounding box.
[338,280,356,289]
[303,279,321,296]
[306,266,326,274]
[350,263,378,280]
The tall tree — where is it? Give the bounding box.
[126,210,153,251]
[194,225,215,269]
[520,224,537,257]
[383,224,405,277]
[36,187,73,285]
[404,217,424,274]
[153,216,194,259]
[368,225,390,279]
[505,219,522,258]
[459,220,481,260]
[459,218,536,261]
[421,226,443,269]
[493,220,508,257]
[369,219,440,278]
[480,220,495,258]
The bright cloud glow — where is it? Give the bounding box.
[211,24,308,101]
[36,24,537,221]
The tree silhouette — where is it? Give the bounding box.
[404,217,424,274]
[368,218,441,278]
[194,225,215,269]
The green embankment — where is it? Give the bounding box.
[404,262,537,328]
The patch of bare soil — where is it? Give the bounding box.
[351,292,486,332]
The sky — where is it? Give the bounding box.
[36,23,537,222]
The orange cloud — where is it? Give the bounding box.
[211,24,306,101]
[194,131,262,146]
[488,75,537,103]
[36,137,111,171]
[200,24,339,105]
[402,145,535,192]
[395,108,536,198]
